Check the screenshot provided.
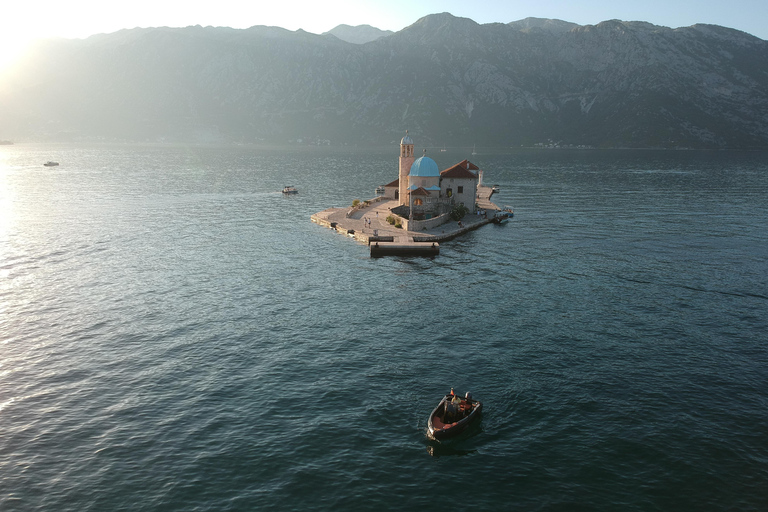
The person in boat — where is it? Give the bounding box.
[444,390,462,423]
[451,393,462,420]
[443,388,457,423]
[462,392,473,418]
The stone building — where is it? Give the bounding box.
[381,131,480,225]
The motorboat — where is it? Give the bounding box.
[282,186,298,194]
[375,185,385,195]
[492,206,514,224]
[427,390,482,440]
[44,161,59,167]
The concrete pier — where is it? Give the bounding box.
[311,190,501,257]
[370,240,439,257]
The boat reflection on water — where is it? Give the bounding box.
[426,443,478,458]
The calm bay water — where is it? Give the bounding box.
[1,144,767,510]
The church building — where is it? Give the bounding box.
[381,131,481,226]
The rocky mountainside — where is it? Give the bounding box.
[1,13,767,148]
[323,24,393,44]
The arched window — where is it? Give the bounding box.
[414,198,423,206]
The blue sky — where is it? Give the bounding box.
[1,0,766,71]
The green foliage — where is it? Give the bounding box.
[386,215,396,225]
[449,204,469,221]
[352,199,361,207]
[394,222,402,229]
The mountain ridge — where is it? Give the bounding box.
[1,13,767,148]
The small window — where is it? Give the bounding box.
[457,186,464,193]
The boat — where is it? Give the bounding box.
[441,145,447,152]
[492,184,500,193]
[471,144,477,155]
[282,186,298,194]
[43,161,59,167]
[492,206,514,224]
[427,390,482,440]
[375,185,385,195]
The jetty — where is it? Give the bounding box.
[311,184,499,257]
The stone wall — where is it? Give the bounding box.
[402,212,452,232]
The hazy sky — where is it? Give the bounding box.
[2,0,766,70]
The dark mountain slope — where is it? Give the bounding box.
[1,13,766,148]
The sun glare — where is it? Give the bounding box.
[0,29,35,74]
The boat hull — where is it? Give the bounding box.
[427,394,482,440]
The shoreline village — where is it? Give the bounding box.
[311,131,505,257]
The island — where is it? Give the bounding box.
[311,132,503,257]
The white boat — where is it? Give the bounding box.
[282,186,298,194]
[375,185,385,195]
[471,144,477,155]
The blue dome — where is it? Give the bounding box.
[410,156,439,177]
[401,132,413,145]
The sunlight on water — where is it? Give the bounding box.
[0,152,15,238]
[0,144,766,511]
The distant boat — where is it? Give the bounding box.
[471,144,477,155]
[44,161,59,167]
[282,185,298,194]
[375,185,385,195]
[492,184,500,193]
[440,145,447,152]
[493,206,514,223]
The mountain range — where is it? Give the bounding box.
[1,13,767,148]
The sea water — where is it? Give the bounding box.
[1,144,767,510]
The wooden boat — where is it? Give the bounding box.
[282,185,298,194]
[427,391,482,440]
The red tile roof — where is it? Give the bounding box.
[410,186,430,196]
[384,178,399,187]
[441,159,479,179]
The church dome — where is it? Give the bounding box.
[401,131,413,145]
[409,156,439,177]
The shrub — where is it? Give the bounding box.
[449,204,469,221]
[352,199,361,207]
[386,215,396,225]
[394,222,402,229]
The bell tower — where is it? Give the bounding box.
[398,130,415,206]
